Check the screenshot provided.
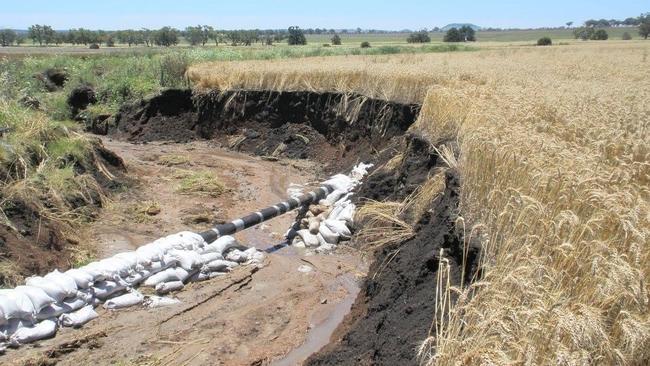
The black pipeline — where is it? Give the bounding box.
[198,185,334,243]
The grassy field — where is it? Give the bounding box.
[189,41,650,364]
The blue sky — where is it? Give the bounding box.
[1,1,647,30]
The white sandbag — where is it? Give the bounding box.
[0,290,35,320]
[135,244,166,265]
[13,286,55,313]
[201,259,238,273]
[319,224,340,244]
[225,249,249,263]
[316,243,337,253]
[75,289,94,303]
[123,270,149,286]
[43,270,78,298]
[165,249,204,270]
[175,231,206,251]
[0,319,30,341]
[24,276,67,303]
[9,318,57,346]
[59,305,98,328]
[324,219,351,238]
[328,204,345,221]
[243,248,265,264]
[96,257,133,278]
[36,296,87,321]
[143,268,176,287]
[297,229,320,248]
[336,203,355,225]
[65,269,94,289]
[103,291,144,310]
[188,271,211,282]
[143,267,190,287]
[200,252,224,263]
[92,280,126,300]
[308,218,320,234]
[316,233,329,247]
[155,281,184,295]
[200,236,239,255]
[148,259,175,274]
[322,189,347,206]
[143,296,181,308]
[351,162,373,180]
[77,263,105,282]
[0,300,5,325]
[0,295,18,323]
[113,252,139,269]
[35,303,66,321]
[291,236,306,248]
[324,174,355,193]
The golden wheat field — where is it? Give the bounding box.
[189,41,650,365]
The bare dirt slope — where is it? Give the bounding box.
[3,137,365,366]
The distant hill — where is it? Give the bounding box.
[441,24,481,31]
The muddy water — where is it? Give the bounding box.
[273,274,360,366]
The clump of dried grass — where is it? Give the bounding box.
[356,170,447,252]
[176,171,226,198]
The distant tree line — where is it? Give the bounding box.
[572,14,650,40]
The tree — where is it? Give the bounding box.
[331,34,341,45]
[443,27,462,42]
[407,30,431,43]
[593,29,608,40]
[287,26,306,45]
[459,25,476,41]
[639,13,650,39]
[28,24,55,46]
[209,30,225,46]
[0,29,17,47]
[574,27,594,40]
[360,41,371,48]
[154,27,179,47]
[185,25,204,46]
[566,21,573,28]
[537,37,552,46]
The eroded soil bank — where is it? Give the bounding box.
[103,89,475,365]
[5,89,475,365]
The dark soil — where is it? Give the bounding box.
[37,68,68,91]
[110,89,420,172]
[67,84,97,115]
[306,134,479,366]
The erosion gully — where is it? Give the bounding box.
[7,89,477,366]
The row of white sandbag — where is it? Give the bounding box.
[0,234,257,322]
[0,234,262,347]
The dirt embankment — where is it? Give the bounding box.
[107,89,420,172]
[0,144,125,286]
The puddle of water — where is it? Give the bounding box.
[272,274,360,366]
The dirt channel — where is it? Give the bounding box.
[3,89,476,366]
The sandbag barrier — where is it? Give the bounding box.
[0,163,371,352]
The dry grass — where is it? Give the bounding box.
[190,41,650,365]
[175,170,226,198]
